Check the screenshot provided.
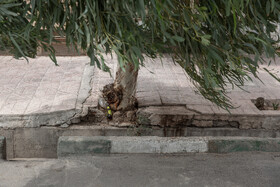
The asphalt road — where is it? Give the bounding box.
[0,152,280,187]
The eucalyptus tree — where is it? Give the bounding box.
[1,0,280,111]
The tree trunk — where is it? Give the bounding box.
[102,63,138,111]
[114,63,138,111]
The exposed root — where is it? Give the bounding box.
[255,97,265,110]
[102,83,138,111]
[102,83,123,110]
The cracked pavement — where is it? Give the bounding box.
[1,55,280,129]
[0,56,94,128]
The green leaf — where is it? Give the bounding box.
[172,35,185,42]
[271,0,275,10]
[8,32,27,60]
[201,35,211,46]
[83,21,91,49]
[266,1,270,16]
[232,10,237,35]
[136,0,145,19]
[0,7,17,16]
[113,17,122,37]
[225,1,231,16]
[201,37,210,46]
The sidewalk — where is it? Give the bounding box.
[0,55,280,129]
[86,55,280,130]
[0,56,93,128]
[1,55,280,159]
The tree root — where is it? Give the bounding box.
[102,83,123,111]
[102,83,138,111]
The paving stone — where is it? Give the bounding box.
[0,56,93,128]
[0,57,88,115]
[137,96,162,107]
[187,105,213,114]
[2,54,280,130]
[85,55,280,129]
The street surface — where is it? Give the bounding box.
[0,152,280,187]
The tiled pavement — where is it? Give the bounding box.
[87,55,280,116]
[0,56,93,128]
[1,54,280,128]
[0,56,90,114]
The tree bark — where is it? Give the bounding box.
[114,63,138,111]
[102,63,138,111]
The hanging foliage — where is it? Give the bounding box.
[1,0,280,109]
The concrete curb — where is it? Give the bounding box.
[58,137,111,157]
[57,136,208,157]
[2,127,280,159]
[109,137,208,154]
[0,136,5,159]
[208,138,280,153]
[57,136,280,157]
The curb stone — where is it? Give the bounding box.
[2,127,279,159]
[57,136,111,157]
[109,136,208,154]
[0,136,5,159]
[57,136,280,157]
[208,138,280,153]
[57,136,207,157]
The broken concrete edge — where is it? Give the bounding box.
[136,106,280,130]
[57,136,280,157]
[0,136,5,159]
[0,109,78,129]
[71,63,95,121]
[0,63,95,129]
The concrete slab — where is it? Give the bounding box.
[83,54,280,130]
[0,56,94,128]
[135,57,280,113]
[1,54,280,131]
